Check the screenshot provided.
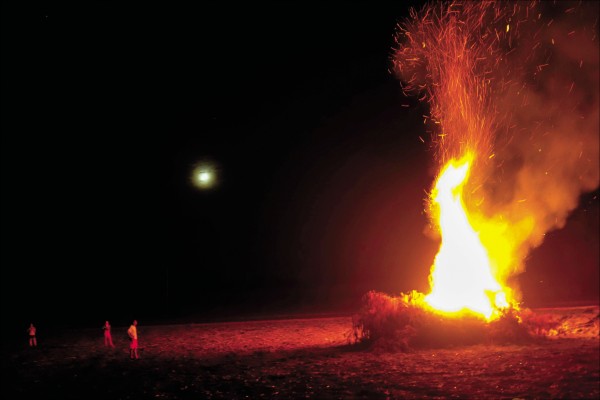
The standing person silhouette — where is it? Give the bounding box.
[127,320,139,359]
[103,321,115,348]
[27,323,37,347]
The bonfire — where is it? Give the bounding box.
[353,0,599,349]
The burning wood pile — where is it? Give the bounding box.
[351,291,599,351]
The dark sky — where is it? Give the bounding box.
[1,2,597,328]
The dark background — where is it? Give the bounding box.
[1,2,598,330]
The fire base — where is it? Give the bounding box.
[351,291,599,352]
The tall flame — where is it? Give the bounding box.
[391,0,598,323]
[424,153,508,320]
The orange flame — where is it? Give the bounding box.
[393,1,598,322]
[424,153,509,320]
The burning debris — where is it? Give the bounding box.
[351,291,599,351]
[354,0,599,348]
[350,291,527,350]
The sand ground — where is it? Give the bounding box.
[2,307,598,399]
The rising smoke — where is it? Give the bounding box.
[393,1,599,287]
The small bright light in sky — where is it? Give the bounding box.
[192,163,217,189]
[199,171,211,182]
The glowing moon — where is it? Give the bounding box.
[192,164,217,189]
[198,171,211,183]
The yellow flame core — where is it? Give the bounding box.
[424,154,508,320]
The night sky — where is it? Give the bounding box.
[1,2,598,329]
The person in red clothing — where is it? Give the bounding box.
[27,323,37,347]
[102,321,115,348]
[127,320,139,359]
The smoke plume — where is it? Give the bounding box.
[393,1,599,287]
